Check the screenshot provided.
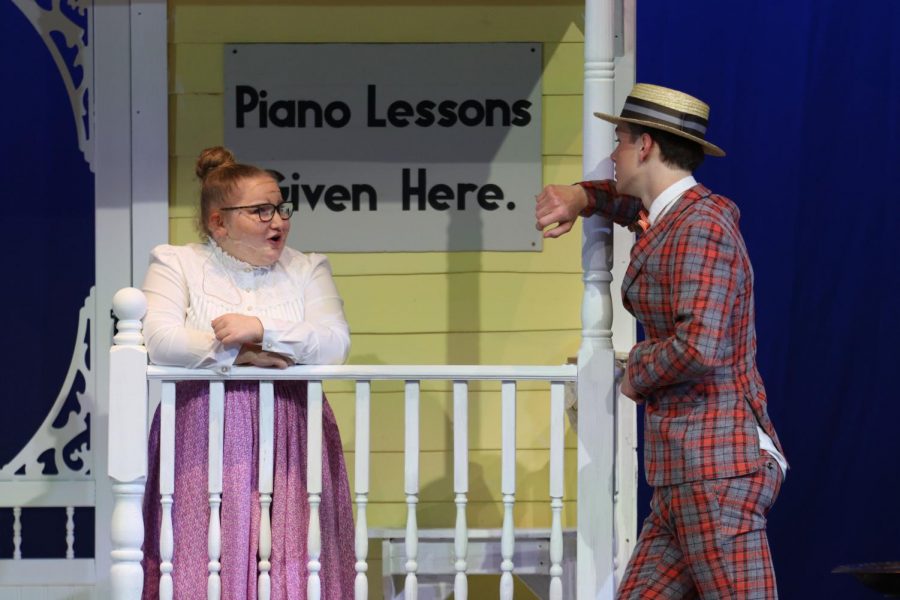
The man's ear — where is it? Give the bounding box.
[639,132,654,160]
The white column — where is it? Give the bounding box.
[109,288,149,600]
[129,0,169,286]
[612,0,639,585]
[579,0,618,598]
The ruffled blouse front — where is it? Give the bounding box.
[141,240,350,369]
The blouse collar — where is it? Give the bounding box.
[207,238,275,273]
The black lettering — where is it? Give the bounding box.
[258,90,269,128]
[324,185,350,211]
[270,100,295,127]
[296,101,323,127]
[402,168,427,210]
[414,100,436,127]
[485,98,511,127]
[458,100,485,126]
[455,182,481,210]
[301,184,326,209]
[236,85,258,128]
[437,100,458,127]
[324,102,351,127]
[388,100,414,127]
[428,184,453,210]
[511,100,532,126]
[352,184,377,211]
[367,84,386,127]
[478,184,503,210]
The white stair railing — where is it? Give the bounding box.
[109,290,609,600]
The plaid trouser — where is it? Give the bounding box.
[617,454,783,599]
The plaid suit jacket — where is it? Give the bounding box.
[581,180,784,486]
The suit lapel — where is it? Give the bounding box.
[621,184,711,299]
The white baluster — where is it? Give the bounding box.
[500,381,516,600]
[109,287,148,599]
[404,380,420,600]
[307,381,324,600]
[110,483,146,599]
[453,381,469,600]
[12,506,21,560]
[354,381,371,600]
[549,382,566,600]
[159,381,176,599]
[66,506,75,559]
[258,381,275,600]
[208,381,225,600]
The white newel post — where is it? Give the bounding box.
[109,287,149,600]
[579,0,618,598]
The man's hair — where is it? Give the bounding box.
[626,123,705,172]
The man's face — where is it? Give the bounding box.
[611,125,642,195]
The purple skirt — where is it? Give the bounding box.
[141,380,355,600]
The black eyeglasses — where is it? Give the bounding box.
[221,202,294,222]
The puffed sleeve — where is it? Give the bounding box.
[257,253,350,365]
[142,245,240,368]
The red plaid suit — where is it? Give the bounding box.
[581,180,785,599]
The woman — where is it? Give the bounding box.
[140,147,354,599]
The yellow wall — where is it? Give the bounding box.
[169,1,585,595]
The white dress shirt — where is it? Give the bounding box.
[142,240,350,370]
[649,176,788,477]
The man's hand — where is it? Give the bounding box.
[620,369,645,405]
[235,344,291,369]
[535,184,590,239]
[212,314,263,346]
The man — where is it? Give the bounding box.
[536,83,787,599]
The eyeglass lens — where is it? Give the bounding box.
[258,203,293,221]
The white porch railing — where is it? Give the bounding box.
[108,287,620,599]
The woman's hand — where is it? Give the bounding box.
[211,314,263,346]
[235,344,291,369]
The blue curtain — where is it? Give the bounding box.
[634,1,900,598]
[0,2,94,557]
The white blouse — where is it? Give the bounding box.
[142,240,350,370]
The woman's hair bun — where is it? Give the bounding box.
[195,146,236,180]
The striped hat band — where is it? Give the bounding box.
[619,96,708,137]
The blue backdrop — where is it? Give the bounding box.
[634,1,900,598]
[0,1,94,558]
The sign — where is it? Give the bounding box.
[224,43,543,252]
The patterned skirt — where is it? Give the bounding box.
[141,380,355,600]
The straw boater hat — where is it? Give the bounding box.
[593,83,726,157]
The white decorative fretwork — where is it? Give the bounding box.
[10,0,93,166]
[0,288,94,480]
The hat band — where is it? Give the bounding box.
[620,98,708,137]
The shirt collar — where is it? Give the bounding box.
[647,175,696,227]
